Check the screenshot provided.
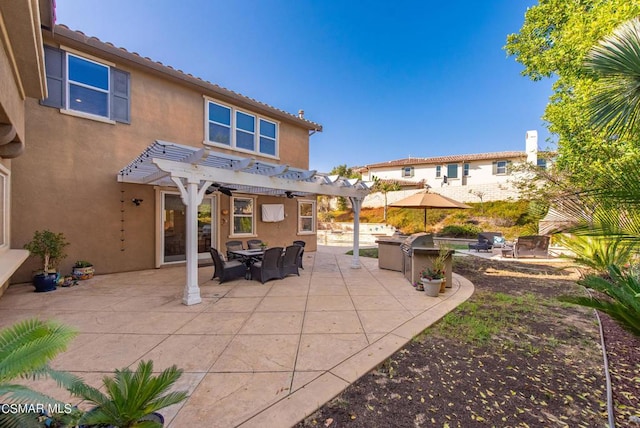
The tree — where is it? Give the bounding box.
[555,17,640,337]
[371,176,401,221]
[505,0,640,190]
[329,164,361,211]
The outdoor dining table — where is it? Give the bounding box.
[228,248,265,279]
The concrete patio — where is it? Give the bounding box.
[0,246,473,427]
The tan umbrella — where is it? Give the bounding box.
[389,191,471,231]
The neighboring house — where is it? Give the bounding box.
[0,1,53,296]
[359,131,552,203]
[5,2,369,304]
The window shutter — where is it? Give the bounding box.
[492,161,497,175]
[41,46,65,108]
[506,160,513,174]
[110,68,130,123]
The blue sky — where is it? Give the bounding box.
[55,1,554,173]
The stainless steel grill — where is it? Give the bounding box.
[400,233,435,282]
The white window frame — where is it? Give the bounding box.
[230,196,256,237]
[205,98,279,158]
[66,53,110,119]
[496,160,508,175]
[298,199,316,235]
[235,110,256,151]
[435,165,441,178]
[402,166,414,178]
[463,163,470,177]
[0,164,8,249]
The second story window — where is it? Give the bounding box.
[206,100,279,157]
[494,160,508,175]
[447,164,458,179]
[402,166,414,177]
[67,54,109,117]
[42,46,130,123]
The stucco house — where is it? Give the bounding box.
[358,131,550,203]
[2,1,369,304]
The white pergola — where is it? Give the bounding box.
[118,140,371,305]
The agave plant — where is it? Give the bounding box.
[0,318,79,428]
[71,360,188,428]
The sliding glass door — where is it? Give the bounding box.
[162,193,216,264]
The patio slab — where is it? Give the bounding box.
[1,245,474,427]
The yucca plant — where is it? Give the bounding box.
[71,360,188,428]
[0,318,79,428]
[559,265,640,336]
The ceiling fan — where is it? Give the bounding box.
[206,183,235,196]
[284,191,302,199]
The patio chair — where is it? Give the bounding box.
[225,240,244,260]
[250,246,283,284]
[293,240,306,269]
[247,239,264,250]
[514,235,550,258]
[281,245,303,278]
[210,248,247,283]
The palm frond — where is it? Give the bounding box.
[0,318,77,384]
[585,17,640,139]
[74,360,188,427]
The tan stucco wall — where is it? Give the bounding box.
[11,39,315,283]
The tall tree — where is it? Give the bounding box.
[505,0,640,189]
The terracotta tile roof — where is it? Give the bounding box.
[49,25,323,131]
[364,151,526,169]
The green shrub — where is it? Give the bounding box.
[438,224,482,238]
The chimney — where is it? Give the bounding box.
[525,130,538,164]
[298,109,305,119]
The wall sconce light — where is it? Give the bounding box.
[221,209,229,216]
[132,198,143,206]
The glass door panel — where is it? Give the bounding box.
[163,194,216,264]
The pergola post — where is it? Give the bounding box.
[172,176,211,305]
[349,196,363,269]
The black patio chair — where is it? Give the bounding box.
[281,245,303,278]
[293,240,306,269]
[210,248,247,283]
[225,240,244,260]
[250,246,283,284]
[247,239,264,250]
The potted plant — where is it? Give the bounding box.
[23,230,69,292]
[72,260,95,280]
[69,360,188,427]
[420,266,444,297]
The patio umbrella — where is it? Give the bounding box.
[389,191,471,231]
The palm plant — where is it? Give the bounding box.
[71,360,188,428]
[585,17,640,140]
[555,234,637,277]
[559,265,640,336]
[555,17,640,337]
[0,318,79,428]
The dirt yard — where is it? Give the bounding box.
[296,256,639,427]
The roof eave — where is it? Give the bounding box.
[46,25,323,132]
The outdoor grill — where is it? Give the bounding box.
[400,233,435,282]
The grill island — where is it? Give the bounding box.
[377,232,454,286]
